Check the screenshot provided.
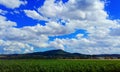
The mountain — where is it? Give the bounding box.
[27,49,70,55]
[0,49,120,59]
[22,49,89,59]
[0,49,89,59]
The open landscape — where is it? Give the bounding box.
[0,50,120,72]
[0,59,120,72]
[0,0,120,72]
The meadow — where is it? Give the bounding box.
[0,59,120,72]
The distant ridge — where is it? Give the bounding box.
[0,49,120,59]
[27,49,70,55]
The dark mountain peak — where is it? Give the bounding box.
[43,49,70,55]
[45,49,64,52]
[55,49,64,52]
[26,49,70,55]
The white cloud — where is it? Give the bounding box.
[24,10,47,20]
[0,9,8,15]
[0,15,16,29]
[48,35,120,54]
[22,22,69,36]
[38,0,119,33]
[38,0,106,20]
[0,40,33,54]
[0,0,27,9]
[38,0,64,18]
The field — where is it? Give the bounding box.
[0,59,120,72]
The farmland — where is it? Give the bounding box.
[0,59,120,72]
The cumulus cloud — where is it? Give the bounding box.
[38,0,106,20]
[0,0,120,54]
[0,0,27,9]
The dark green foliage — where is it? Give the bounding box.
[0,59,120,72]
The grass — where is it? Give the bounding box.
[0,59,120,72]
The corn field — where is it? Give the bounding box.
[0,59,120,72]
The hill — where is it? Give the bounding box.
[0,49,120,59]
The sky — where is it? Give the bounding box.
[0,0,120,54]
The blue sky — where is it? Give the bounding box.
[105,0,120,19]
[0,0,120,54]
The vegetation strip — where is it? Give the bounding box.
[0,59,120,72]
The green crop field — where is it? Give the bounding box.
[0,59,120,72]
